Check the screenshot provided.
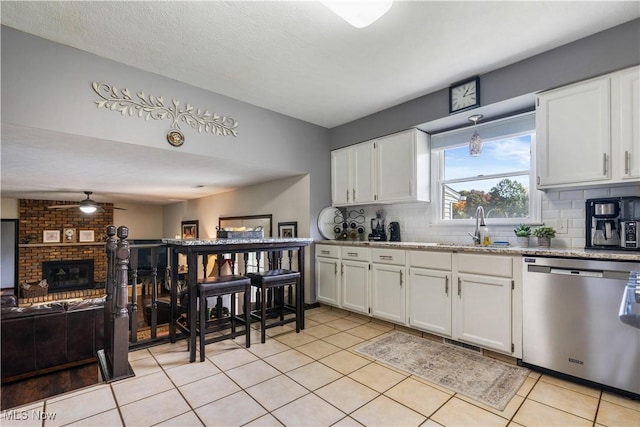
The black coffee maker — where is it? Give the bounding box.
[389,222,401,242]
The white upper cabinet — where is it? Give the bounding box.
[375,129,430,203]
[331,129,429,206]
[612,66,640,180]
[331,141,375,206]
[536,76,611,188]
[536,65,640,189]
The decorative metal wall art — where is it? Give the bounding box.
[92,82,238,146]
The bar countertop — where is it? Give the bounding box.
[162,237,314,246]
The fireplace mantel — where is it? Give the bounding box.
[19,243,105,248]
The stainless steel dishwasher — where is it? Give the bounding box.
[523,256,640,395]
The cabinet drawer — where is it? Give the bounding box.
[457,253,513,278]
[371,248,406,265]
[409,251,452,270]
[342,247,370,261]
[316,244,340,258]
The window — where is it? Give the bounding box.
[431,113,540,224]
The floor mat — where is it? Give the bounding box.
[355,331,529,410]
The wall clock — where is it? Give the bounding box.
[449,76,480,113]
[64,228,76,243]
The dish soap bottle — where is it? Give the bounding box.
[479,220,490,246]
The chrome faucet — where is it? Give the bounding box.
[468,206,486,245]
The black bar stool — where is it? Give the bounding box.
[196,275,251,362]
[247,269,301,343]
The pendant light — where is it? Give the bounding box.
[468,114,483,156]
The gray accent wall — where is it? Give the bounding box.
[330,18,640,149]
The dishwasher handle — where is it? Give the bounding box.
[549,268,604,278]
[527,264,629,280]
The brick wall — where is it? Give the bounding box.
[18,199,113,288]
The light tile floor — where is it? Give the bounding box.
[2,305,639,426]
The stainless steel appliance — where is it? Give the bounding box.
[523,257,640,395]
[585,196,640,251]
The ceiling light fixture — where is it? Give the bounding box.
[79,205,98,214]
[468,114,484,157]
[322,1,393,29]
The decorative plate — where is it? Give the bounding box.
[317,206,344,240]
[167,129,185,147]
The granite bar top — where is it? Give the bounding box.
[316,239,640,262]
[163,237,314,246]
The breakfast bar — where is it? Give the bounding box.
[162,237,313,362]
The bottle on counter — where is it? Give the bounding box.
[480,224,491,246]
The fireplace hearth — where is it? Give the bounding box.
[42,259,95,292]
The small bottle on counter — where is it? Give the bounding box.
[480,225,491,246]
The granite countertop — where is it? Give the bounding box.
[316,239,640,261]
[163,237,314,246]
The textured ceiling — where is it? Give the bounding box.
[1,1,638,204]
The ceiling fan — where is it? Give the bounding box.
[47,191,126,213]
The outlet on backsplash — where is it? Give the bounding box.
[551,218,569,234]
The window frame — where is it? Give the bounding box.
[430,114,541,227]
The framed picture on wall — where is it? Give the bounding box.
[43,230,60,243]
[181,220,199,239]
[278,221,297,238]
[79,230,95,242]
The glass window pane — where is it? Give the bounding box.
[444,135,531,181]
[442,176,530,220]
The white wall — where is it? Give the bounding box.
[113,203,164,239]
[1,198,18,219]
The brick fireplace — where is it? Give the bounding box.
[18,199,113,303]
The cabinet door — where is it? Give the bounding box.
[408,268,451,336]
[454,273,512,353]
[375,131,415,202]
[614,67,640,180]
[316,257,339,306]
[371,264,405,324]
[341,260,369,315]
[536,77,611,187]
[352,142,376,204]
[331,148,351,206]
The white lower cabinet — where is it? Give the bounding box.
[316,245,520,356]
[407,250,517,355]
[454,273,512,353]
[371,248,406,324]
[371,263,405,324]
[315,245,340,306]
[408,268,452,336]
[341,247,370,315]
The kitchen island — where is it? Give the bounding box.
[163,237,313,362]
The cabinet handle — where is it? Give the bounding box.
[400,270,403,287]
[625,151,631,175]
[346,252,358,257]
[603,153,608,176]
[346,189,349,202]
[458,277,461,297]
[334,262,338,275]
[379,255,393,261]
[320,250,330,255]
[445,276,449,295]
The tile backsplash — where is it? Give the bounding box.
[341,185,640,249]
